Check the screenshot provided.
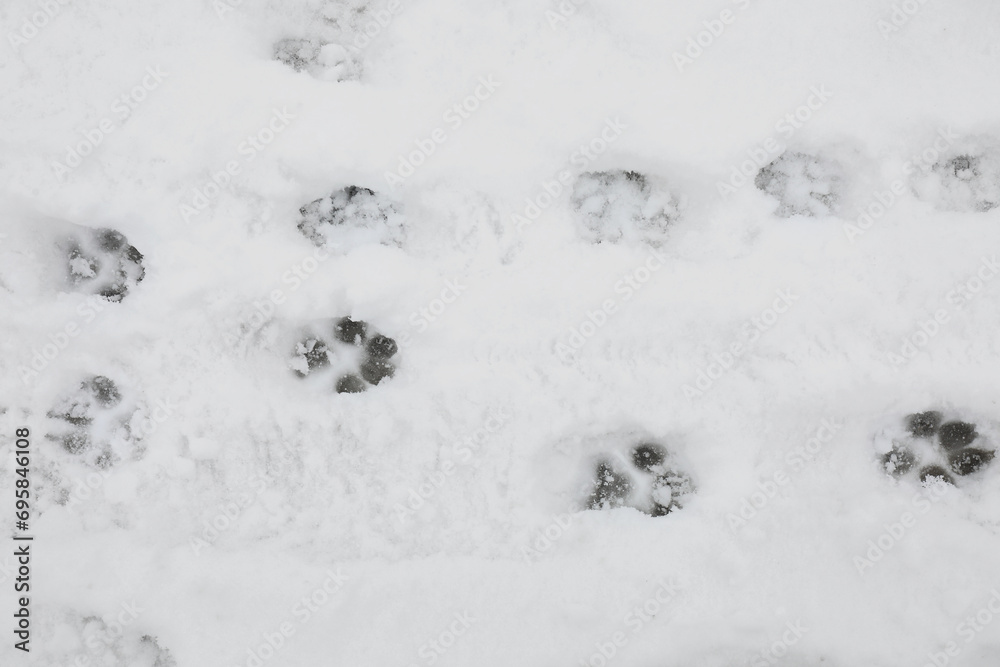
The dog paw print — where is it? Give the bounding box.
[63,227,145,302]
[297,186,404,250]
[63,611,176,667]
[570,170,681,246]
[755,151,843,217]
[877,410,996,486]
[912,147,1000,213]
[586,442,694,516]
[45,375,145,468]
[290,316,399,393]
[273,37,359,81]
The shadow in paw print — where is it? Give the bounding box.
[69,613,177,667]
[585,441,694,516]
[46,375,141,467]
[650,468,695,516]
[755,151,842,217]
[64,227,145,302]
[61,430,91,455]
[909,134,1000,212]
[919,465,954,486]
[291,339,330,378]
[273,37,358,81]
[926,152,1000,212]
[587,459,633,510]
[906,411,942,438]
[632,442,664,472]
[366,334,398,359]
[334,316,368,345]
[882,445,917,476]
[360,358,394,385]
[570,170,681,246]
[950,448,995,476]
[938,421,977,450]
[290,316,399,393]
[878,410,997,486]
[274,38,321,72]
[335,374,367,394]
[297,186,404,249]
[87,375,122,407]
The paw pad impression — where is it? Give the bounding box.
[570,170,681,245]
[290,316,399,394]
[912,146,1000,213]
[273,37,359,81]
[755,151,843,217]
[297,185,404,250]
[586,441,694,516]
[46,375,144,468]
[63,227,145,302]
[878,410,996,486]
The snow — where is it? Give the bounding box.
[2,0,1000,665]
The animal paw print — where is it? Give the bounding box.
[67,611,176,667]
[755,151,843,217]
[297,186,404,250]
[273,37,359,81]
[586,442,694,516]
[912,147,1000,213]
[63,227,145,302]
[570,170,681,246]
[878,410,996,486]
[290,316,399,393]
[45,375,144,468]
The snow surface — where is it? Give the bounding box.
[2,0,1000,665]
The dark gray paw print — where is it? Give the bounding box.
[297,186,404,249]
[291,316,399,393]
[913,150,1000,213]
[755,151,843,217]
[879,410,996,486]
[46,375,143,468]
[64,228,145,302]
[586,442,694,516]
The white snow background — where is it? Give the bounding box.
[2,0,1000,665]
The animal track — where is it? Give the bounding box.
[877,410,997,486]
[586,441,694,516]
[297,185,404,250]
[273,37,359,81]
[290,316,399,393]
[755,151,843,217]
[63,227,145,301]
[912,145,1000,213]
[47,610,176,667]
[570,170,681,246]
[45,375,144,468]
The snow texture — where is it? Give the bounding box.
[3,0,1000,665]
[570,170,682,245]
